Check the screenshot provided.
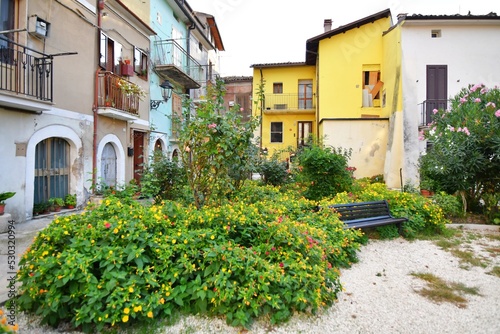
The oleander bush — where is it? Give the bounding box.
[17,186,365,332]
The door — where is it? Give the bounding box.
[34,138,70,204]
[297,121,312,147]
[133,131,145,184]
[426,65,447,125]
[101,143,117,187]
[298,80,313,109]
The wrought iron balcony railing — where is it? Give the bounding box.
[152,39,203,89]
[419,99,450,126]
[262,93,315,111]
[0,36,53,102]
[97,72,141,118]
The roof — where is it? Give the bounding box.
[222,76,253,83]
[250,61,307,68]
[305,8,391,65]
[194,12,225,51]
[402,12,499,21]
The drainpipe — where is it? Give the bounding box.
[92,0,105,190]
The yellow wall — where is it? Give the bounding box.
[252,65,316,157]
[317,17,392,120]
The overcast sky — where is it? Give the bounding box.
[187,0,500,77]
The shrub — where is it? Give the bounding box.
[432,192,463,218]
[296,143,353,201]
[318,182,449,239]
[258,156,290,187]
[17,187,364,332]
[140,151,187,202]
[420,83,500,214]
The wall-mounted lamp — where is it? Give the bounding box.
[150,80,173,110]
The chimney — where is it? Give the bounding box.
[324,19,332,32]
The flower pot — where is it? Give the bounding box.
[0,204,5,216]
[420,189,434,197]
[66,205,75,209]
[120,64,134,76]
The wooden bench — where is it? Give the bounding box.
[327,200,408,233]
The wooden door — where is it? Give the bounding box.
[101,143,117,187]
[426,65,447,124]
[133,131,145,184]
[34,138,70,204]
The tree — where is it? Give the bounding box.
[420,83,500,214]
[177,79,259,209]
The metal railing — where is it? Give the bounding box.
[419,99,450,126]
[152,39,203,83]
[0,36,53,101]
[263,93,315,111]
[97,72,140,116]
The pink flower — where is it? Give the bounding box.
[470,83,483,92]
[486,102,496,108]
[279,262,284,268]
[104,222,111,229]
[481,87,489,94]
[474,98,481,103]
[185,146,191,152]
[462,127,470,136]
[459,97,467,104]
[208,123,217,129]
[495,110,500,117]
[432,108,438,114]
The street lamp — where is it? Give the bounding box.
[150,80,173,110]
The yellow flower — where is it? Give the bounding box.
[123,307,130,314]
[184,239,188,244]
[113,228,119,234]
[122,315,129,323]
[147,311,153,318]
[172,239,176,244]
[129,287,134,293]
[159,297,165,304]
[133,305,142,312]
[210,235,215,240]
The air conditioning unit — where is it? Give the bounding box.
[28,15,50,38]
[274,104,287,110]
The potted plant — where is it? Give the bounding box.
[49,197,64,212]
[65,194,76,209]
[0,191,15,215]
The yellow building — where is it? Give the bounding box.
[251,62,316,160]
[305,9,404,187]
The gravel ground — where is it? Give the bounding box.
[3,228,499,334]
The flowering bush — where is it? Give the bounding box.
[117,78,146,100]
[318,182,449,238]
[177,79,259,208]
[17,185,364,331]
[0,309,18,333]
[420,84,500,217]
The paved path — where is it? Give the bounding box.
[0,210,80,305]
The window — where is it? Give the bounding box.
[431,30,441,38]
[270,122,283,143]
[99,32,122,72]
[134,47,148,78]
[362,66,383,107]
[298,80,313,109]
[273,83,283,94]
[0,0,14,63]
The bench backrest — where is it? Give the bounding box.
[329,200,391,222]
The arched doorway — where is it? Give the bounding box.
[154,139,163,152]
[101,142,117,187]
[34,137,70,204]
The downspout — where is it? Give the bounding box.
[259,68,264,150]
[92,0,105,190]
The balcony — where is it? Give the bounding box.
[0,36,53,111]
[97,72,141,121]
[152,39,202,89]
[262,93,315,113]
[419,99,450,126]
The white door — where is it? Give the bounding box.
[101,143,117,187]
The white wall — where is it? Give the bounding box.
[400,21,500,185]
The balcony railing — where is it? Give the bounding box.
[152,39,202,89]
[419,99,450,126]
[263,93,315,111]
[97,72,141,119]
[0,36,53,102]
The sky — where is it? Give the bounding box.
[187,0,500,77]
